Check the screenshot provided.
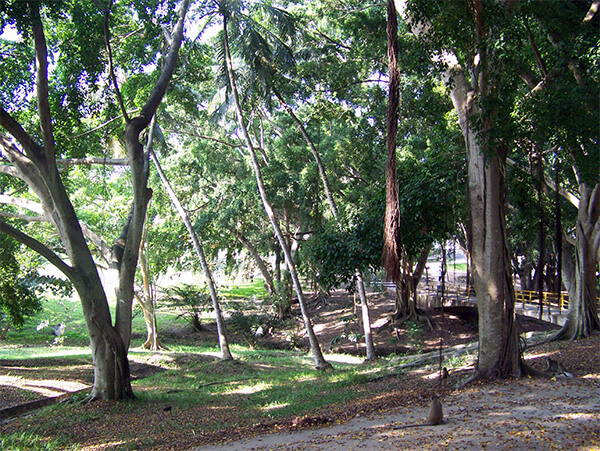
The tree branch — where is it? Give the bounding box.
[0,194,46,216]
[525,19,547,77]
[0,107,42,157]
[0,211,45,222]
[507,156,580,208]
[80,222,113,265]
[29,2,56,163]
[56,157,129,168]
[0,219,74,279]
[135,0,190,134]
[69,109,140,139]
[0,134,54,210]
[162,128,242,148]
[0,192,112,263]
[0,163,21,179]
[103,0,130,123]
[583,0,600,25]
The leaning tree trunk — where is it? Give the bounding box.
[233,229,276,295]
[150,147,233,360]
[272,88,376,360]
[222,12,330,369]
[555,182,600,339]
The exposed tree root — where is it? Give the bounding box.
[455,370,483,390]
[139,339,169,351]
[316,361,334,371]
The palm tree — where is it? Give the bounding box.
[216,0,331,370]
[222,0,377,360]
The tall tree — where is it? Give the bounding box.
[217,0,331,370]
[383,0,403,290]
[402,0,522,379]
[150,139,233,360]
[0,0,189,399]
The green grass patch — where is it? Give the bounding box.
[130,346,389,424]
[219,280,268,299]
[0,340,411,450]
[0,346,90,360]
[449,262,468,272]
[0,431,71,451]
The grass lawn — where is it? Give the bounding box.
[2,281,429,450]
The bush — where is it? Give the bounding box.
[0,235,43,339]
[161,284,212,331]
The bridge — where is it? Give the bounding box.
[377,280,598,327]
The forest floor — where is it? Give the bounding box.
[1,290,599,450]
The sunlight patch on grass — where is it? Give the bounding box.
[0,346,90,360]
[325,353,364,365]
[0,375,88,397]
[261,401,291,412]
[229,381,273,395]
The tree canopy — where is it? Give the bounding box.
[0,0,598,396]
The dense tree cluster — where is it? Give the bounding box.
[0,0,597,398]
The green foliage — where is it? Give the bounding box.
[218,280,264,299]
[301,198,384,291]
[161,284,212,331]
[0,235,42,334]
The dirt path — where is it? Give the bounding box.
[195,377,600,450]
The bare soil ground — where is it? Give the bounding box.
[1,290,599,450]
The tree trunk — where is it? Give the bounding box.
[383,0,402,283]
[356,270,376,360]
[468,151,521,378]
[0,0,188,400]
[233,229,276,295]
[556,182,600,339]
[273,85,376,360]
[137,231,166,350]
[447,54,521,379]
[222,11,330,369]
[150,147,232,360]
[534,146,546,320]
[274,242,282,286]
[273,89,338,219]
[72,277,133,400]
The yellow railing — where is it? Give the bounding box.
[515,290,570,311]
[417,282,600,312]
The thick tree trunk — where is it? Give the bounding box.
[447,58,521,379]
[556,182,600,339]
[222,11,330,369]
[468,151,521,378]
[394,243,432,319]
[0,0,189,400]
